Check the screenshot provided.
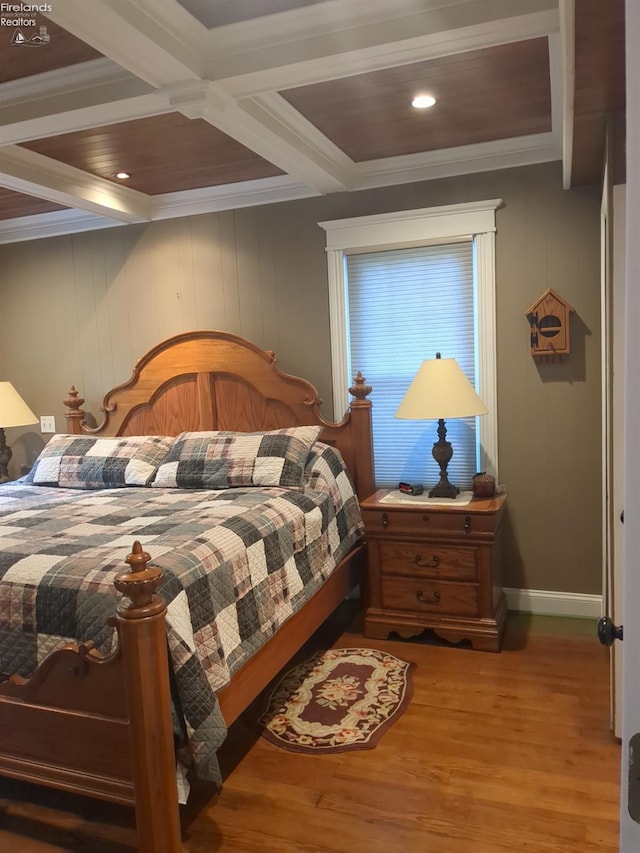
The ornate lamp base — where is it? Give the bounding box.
[429,477,459,499]
[428,418,459,499]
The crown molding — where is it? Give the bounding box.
[0,134,561,244]
[0,208,124,244]
[152,175,318,219]
[0,175,318,243]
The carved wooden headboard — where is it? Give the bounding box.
[64,330,375,500]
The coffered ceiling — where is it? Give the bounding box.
[0,0,625,243]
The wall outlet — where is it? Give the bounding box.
[40,416,56,433]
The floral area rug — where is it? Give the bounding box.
[257,647,415,754]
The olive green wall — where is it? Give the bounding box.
[0,161,602,594]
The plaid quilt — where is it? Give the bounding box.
[0,443,364,785]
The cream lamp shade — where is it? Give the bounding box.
[395,353,487,498]
[0,382,38,483]
[0,381,38,428]
[395,356,488,420]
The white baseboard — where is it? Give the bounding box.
[350,585,601,619]
[504,587,602,619]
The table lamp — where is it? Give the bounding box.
[395,353,488,498]
[0,381,38,482]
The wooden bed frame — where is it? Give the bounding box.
[0,330,374,853]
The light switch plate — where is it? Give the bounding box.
[40,416,56,433]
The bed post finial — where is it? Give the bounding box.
[125,540,152,573]
[64,386,86,435]
[115,541,164,612]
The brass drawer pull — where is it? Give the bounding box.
[381,512,389,528]
[464,515,471,531]
[413,554,440,569]
[416,590,441,605]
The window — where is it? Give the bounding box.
[320,200,500,489]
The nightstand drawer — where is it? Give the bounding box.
[378,541,477,581]
[361,507,495,538]
[381,577,479,616]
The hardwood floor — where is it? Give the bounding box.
[0,609,620,852]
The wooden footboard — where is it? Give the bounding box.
[0,540,365,852]
[0,542,183,853]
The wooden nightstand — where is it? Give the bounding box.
[360,489,507,651]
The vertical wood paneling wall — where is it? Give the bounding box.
[0,162,602,595]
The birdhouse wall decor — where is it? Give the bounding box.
[525,288,574,359]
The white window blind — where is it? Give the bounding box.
[346,241,479,489]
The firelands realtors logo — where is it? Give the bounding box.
[2,3,52,46]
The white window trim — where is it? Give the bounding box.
[320,199,501,480]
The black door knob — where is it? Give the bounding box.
[597,616,624,646]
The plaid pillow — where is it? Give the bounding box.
[31,434,173,488]
[152,426,323,490]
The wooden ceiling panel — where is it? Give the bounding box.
[0,17,102,84]
[19,113,285,194]
[176,0,328,29]
[0,188,66,220]
[570,0,625,186]
[280,39,552,162]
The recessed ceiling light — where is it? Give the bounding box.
[411,94,436,109]
[114,171,131,180]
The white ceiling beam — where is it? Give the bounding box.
[0,61,167,145]
[354,133,561,190]
[209,4,559,90]
[559,0,576,189]
[168,82,353,194]
[237,93,355,192]
[207,0,556,59]
[44,0,206,87]
[0,92,169,146]
[547,32,564,156]
[0,146,152,222]
[0,58,129,101]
